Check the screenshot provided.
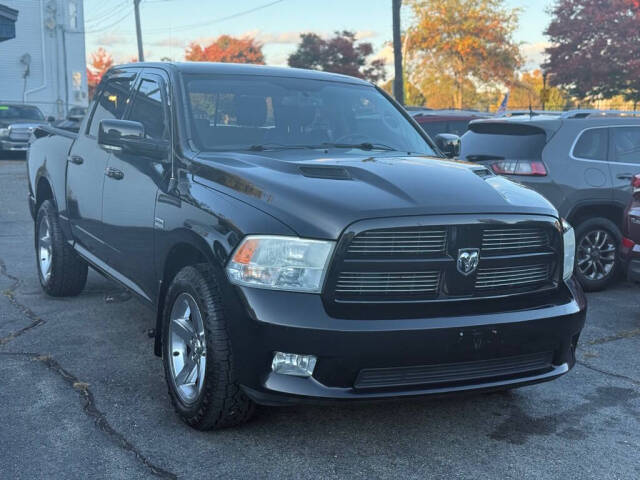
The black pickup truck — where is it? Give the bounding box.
[27,62,586,430]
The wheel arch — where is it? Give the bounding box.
[566,201,626,229]
[35,174,56,213]
[154,230,230,357]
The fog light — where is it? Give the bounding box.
[271,352,317,377]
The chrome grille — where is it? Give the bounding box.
[482,227,548,253]
[8,127,32,141]
[347,228,446,256]
[475,264,550,290]
[336,271,440,295]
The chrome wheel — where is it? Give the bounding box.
[576,229,616,281]
[169,292,206,404]
[38,215,53,283]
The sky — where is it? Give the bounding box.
[84,0,555,72]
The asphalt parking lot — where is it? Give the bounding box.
[1,156,639,479]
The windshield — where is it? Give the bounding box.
[182,74,435,155]
[0,105,44,121]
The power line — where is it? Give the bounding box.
[85,1,130,27]
[83,7,134,34]
[144,0,286,33]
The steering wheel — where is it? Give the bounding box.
[333,133,370,144]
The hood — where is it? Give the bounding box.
[191,151,558,239]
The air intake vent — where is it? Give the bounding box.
[299,166,351,180]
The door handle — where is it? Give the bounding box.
[617,174,634,180]
[105,167,124,180]
[68,155,84,165]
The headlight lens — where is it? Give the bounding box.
[226,235,335,293]
[562,219,575,281]
[0,128,9,138]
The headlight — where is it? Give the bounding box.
[562,219,575,281]
[226,235,335,293]
[0,128,9,138]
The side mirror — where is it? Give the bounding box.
[98,119,145,150]
[47,116,55,123]
[98,119,168,160]
[434,133,461,159]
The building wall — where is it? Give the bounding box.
[0,0,87,119]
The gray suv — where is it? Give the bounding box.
[460,112,640,291]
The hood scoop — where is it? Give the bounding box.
[298,165,352,180]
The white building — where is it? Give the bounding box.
[0,0,88,119]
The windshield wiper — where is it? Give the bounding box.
[320,142,396,151]
[247,143,315,152]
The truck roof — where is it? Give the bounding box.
[112,61,371,86]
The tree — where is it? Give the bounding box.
[288,31,387,83]
[544,0,640,109]
[406,0,522,109]
[185,35,265,64]
[509,69,569,110]
[86,47,114,99]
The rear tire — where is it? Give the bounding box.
[574,217,621,292]
[162,264,255,430]
[35,200,88,297]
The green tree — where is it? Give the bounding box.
[406,0,522,109]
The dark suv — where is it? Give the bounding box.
[460,113,640,291]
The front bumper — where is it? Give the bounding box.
[226,278,587,406]
[0,140,28,151]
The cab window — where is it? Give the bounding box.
[87,76,135,137]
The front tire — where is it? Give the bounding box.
[574,217,621,292]
[35,200,88,296]
[162,264,255,430]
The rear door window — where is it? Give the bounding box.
[611,127,640,164]
[87,76,135,137]
[572,128,608,161]
[128,76,168,140]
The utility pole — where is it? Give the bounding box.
[392,0,404,105]
[134,0,144,62]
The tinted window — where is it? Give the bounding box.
[0,105,44,120]
[419,121,448,138]
[573,128,608,161]
[128,78,167,140]
[184,74,435,155]
[611,127,640,164]
[87,76,135,136]
[460,125,547,160]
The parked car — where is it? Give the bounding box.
[0,103,49,155]
[459,112,640,291]
[621,174,640,282]
[27,62,585,430]
[413,109,492,139]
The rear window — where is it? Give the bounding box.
[461,123,547,160]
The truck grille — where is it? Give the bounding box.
[482,227,549,253]
[475,264,550,290]
[8,127,32,141]
[336,271,440,298]
[354,352,554,389]
[346,229,446,256]
[328,217,561,304]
